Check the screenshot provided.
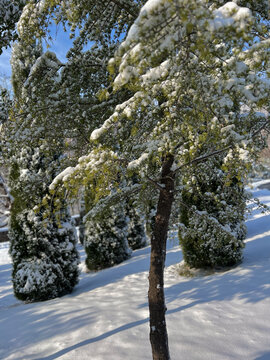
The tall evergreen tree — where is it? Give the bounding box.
[8,146,79,301]
[2,39,80,302]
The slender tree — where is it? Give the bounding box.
[68,2,268,358]
[12,0,270,358]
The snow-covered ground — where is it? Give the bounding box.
[1,183,270,360]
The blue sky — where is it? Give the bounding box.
[0,24,74,82]
[0,48,12,77]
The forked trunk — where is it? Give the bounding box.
[148,155,175,360]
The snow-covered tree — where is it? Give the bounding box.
[178,156,248,268]
[2,38,80,302]
[12,0,270,358]
[0,87,12,228]
[126,201,147,250]
[8,146,79,302]
[84,204,131,271]
[56,2,268,358]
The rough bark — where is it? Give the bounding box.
[148,155,175,360]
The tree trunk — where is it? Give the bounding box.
[148,155,175,360]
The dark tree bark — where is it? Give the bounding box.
[148,155,175,360]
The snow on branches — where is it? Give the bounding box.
[88,0,269,184]
[0,0,25,53]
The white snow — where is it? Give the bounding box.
[1,184,270,359]
[49,166,75,190]
[209,2,252,31]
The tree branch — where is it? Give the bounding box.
[109,0,138,19]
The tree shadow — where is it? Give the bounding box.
[165,232,270,307]
[37,317,149,360]
[0,302,96,359]
[1,211,270,360]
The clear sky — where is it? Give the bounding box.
[0,24,75,86]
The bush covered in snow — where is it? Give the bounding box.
[10,209,79,301]
[9,147,79,302]
[179,160,247,269]
[84,205,131,271]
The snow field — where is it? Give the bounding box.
[0,184,270,359]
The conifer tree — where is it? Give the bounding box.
[3,39,80,302]
[8,146,79,301]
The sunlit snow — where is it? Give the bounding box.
[0,182,270,359]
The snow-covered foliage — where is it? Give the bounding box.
[178,157,248,268]
[46,0,269,252]
[84,204,131,271]
[1,37,80,302]
[31,0,269,267]
[8,146,79,302]
[0,0,25,54]
[0,86,11,126]
[9,207,79,301]
[10,0,147,177]
[52,0,267,204]
[17,0,145,44]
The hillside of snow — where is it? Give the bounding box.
[1,182,270,360]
